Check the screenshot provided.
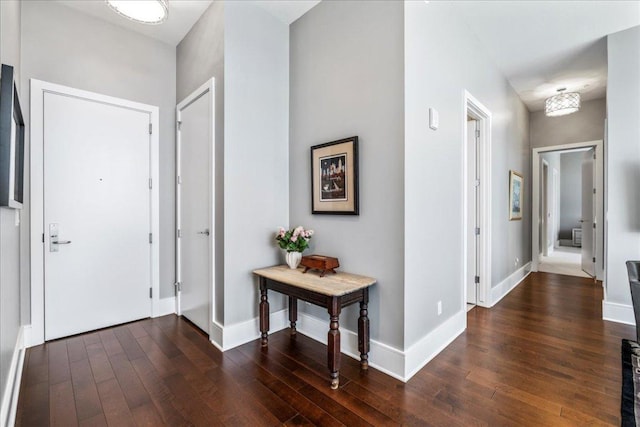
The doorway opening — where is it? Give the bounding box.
[463,91,492,312]
[532,141,603,280]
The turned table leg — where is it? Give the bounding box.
[259,277,269,347]
[327,297,342,390]
[358,288,370,370]
[289,296,297,335]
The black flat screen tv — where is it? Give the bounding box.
[0,63,24,209]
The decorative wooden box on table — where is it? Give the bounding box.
[252,265,376,389]
[300,254,340,277]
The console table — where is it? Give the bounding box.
[253,265,376,389]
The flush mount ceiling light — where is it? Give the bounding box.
[106,0,168,25]
[545,88,581,117]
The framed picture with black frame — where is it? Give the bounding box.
[0,64,25,209]
[310,136,359,215]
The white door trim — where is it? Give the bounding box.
[29,79,160,347]
[531,140,604,280]
[462,91,492,308]
[175,78,217,336]
[541,159,550,257]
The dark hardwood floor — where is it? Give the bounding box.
[16,272,634,426]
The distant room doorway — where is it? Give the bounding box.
[532,141,603,280]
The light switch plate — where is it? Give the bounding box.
[429,108,439,130]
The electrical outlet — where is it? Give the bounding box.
[437,301,442,315]
[515,257,520,267]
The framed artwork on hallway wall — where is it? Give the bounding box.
[310,136,359,215]
[509,170,523,221]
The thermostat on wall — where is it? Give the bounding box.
[429,108,439,130]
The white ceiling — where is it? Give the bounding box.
[450,1,640,111]
[251,0,321,24]
[56,0,320,46]
[56,1,639,111]
[56,0,214,46]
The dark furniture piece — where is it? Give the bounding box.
[253,265,376,389]
[300,254,340,277]
[627,261,640,342]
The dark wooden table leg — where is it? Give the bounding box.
[289,296,297,335]
[327,297,341,389]
[358,288,370,370]
[259,277,269,347]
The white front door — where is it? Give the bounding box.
[177,81,214,334]
[44,91,152,340]
[581,148,596,277]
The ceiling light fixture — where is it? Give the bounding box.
[545,88,581,117]
[106,0,168,25]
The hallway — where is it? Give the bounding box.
[16,272,633,426]
[538,246,592,278]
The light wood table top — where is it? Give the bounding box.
[253,265,376,296]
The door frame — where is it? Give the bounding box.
[175,78,216,339]
[462,91,492,308]
[29,79,160,347]
[531,140,604,280]
[541,159,549,256]
[552,167,559,249]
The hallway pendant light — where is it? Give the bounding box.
[106,0,168,25]
[545,88,581,117]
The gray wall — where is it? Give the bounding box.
[290,1,405,348]
[21,1,177,298]
[559,152,583,240]
[530,98,606,149]
[176,1,225,322]
[404,1,530,347]
[0,0,22,412]
[224,2,289,325]
[605,25,640,307]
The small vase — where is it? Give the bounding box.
[285,251,302,269]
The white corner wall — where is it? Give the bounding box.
[404,1,530,349]
[603,25,640,324]
[223,2,289,327]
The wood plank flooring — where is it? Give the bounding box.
[16,272,634,426]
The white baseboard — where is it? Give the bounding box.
[404,310,466,380]
[210,309,289,351]
[491,262,532,307]
[602,300,635,325]
[296,310,465,383]
[296,312,406,382]
[1,326,26,427]
[205,309,465,384]
[156,296,176,317]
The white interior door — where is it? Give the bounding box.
[177,81,214,334]
[581,148,595,277]
[466,120,478,304]
[44,92,151,340]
